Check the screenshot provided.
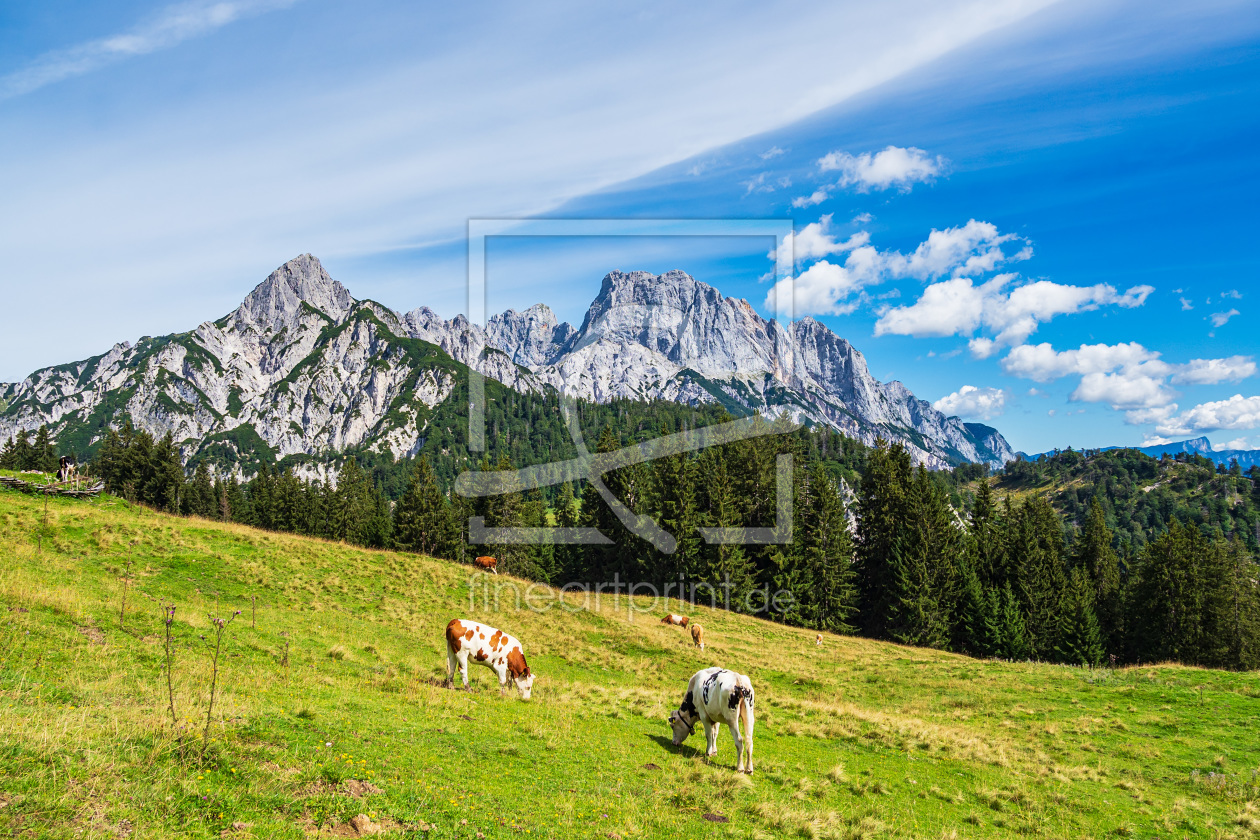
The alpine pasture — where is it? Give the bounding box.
[1,486,1258,838]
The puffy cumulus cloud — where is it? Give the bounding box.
[874,277,1153,347]
[1072,370,1175,410]
[1210,308,1240,327]
[1216,437,1254,451]
[769,218,1030,317]
[1170,355,1256,385]
[817,145,945,192]
[766,260,864,317]
[932,385,1006,420]
[1000,342,1254,390]
[1145,395,1260,437]
[996,342,1255,417]
[889,220,1027,281]
[873,276,989,337]
[1001,342,1161,382]
[771,215,870,263]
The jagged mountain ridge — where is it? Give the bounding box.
[0,255,1014,472]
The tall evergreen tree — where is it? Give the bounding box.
[797,463,857,633]
[854,440,912,638]
[394,456,457,558]
[888,466,960,650]
[1073,498,1123,655]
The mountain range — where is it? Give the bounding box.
[0,254,1015,475]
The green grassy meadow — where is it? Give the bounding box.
[1,485,1259,839]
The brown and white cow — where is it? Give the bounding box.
[667,666,755,773]
[815,633,823,646]
[690,623,705,650]
[473,555,498,574]
[444,618,535,699]
[661,614,689,627]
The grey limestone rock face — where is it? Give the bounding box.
[0,257,1014,474]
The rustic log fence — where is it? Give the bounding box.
[0,475,104,499]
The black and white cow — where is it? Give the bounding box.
[667,666,755,774]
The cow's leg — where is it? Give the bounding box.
[740,694,755,775]
[494,662,509,695]
[729,716,744,773]
[704,719,718,758]
[456,652,471,690]
[445,645,457,688]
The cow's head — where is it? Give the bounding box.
[667,709,696,745]
[514,668,535,700]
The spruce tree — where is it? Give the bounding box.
[395,456,456,558]
[33,425,57,473]
[799,463,857,633]
[888,466,959,650]
[1055,566,1105,666]
[854,440,912,638]
[1074,498,1123,655]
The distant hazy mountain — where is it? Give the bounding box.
[1125,437,1260,470]
[0,255,1015,473]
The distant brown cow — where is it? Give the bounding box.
[815,633,823,646]
[661,614,689,627]
[690,623,705,650]
[474,555,498,574]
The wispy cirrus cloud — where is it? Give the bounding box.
[0,0,298,100]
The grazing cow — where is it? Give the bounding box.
[661,614,689,627]
[815,633,823,646]
[473,555,498,574]
[56,456,76,483]
[445,618,535,699]
[667,667,755,774]
[690,623,705,650]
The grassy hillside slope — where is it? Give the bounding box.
[1,489,1258,839]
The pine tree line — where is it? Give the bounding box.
[855,440,1260,670]
[0,426,58,473]
[9,421,1258,669]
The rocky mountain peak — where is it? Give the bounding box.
[239,254,355,330]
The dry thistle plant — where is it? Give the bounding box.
[202,610,241,760]
[163,604,178,728]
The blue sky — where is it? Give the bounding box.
[1,0,1258,454]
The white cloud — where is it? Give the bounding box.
[772,215,869,263]
[888,219,1028,280]
[772,218,1031,317]
[0,1,298,100]
[817,145,945,192]
[1072,370,1176,410]
[1170,355,1256,385]
[874,277,1152,347]
[1210,308,1240,327]
[768,259,864,317]
[1222,289,1243,300]
[1147,395,1260,437]
[874,276,991,337]
[1216,437,1253,451]
[1001,341,1162,382]
[791,188,831,208]
[760,146,786,160]
[1179,297,1194,311]
[852,212,873,224]
[932,385,1006,420]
